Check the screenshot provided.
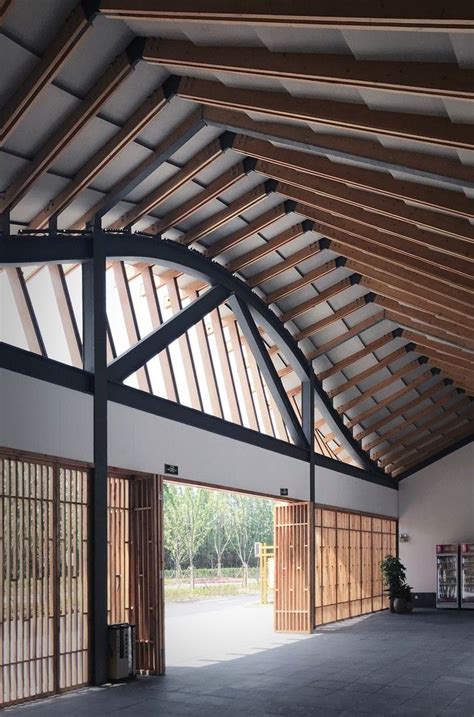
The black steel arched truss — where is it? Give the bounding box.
[1,230,379,472]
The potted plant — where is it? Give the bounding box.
[394,582,414,614]
[380,555,409,613]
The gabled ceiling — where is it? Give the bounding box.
[1,0,473,479]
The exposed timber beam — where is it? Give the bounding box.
[99,2,474,31]
[386,415,474,471]
[48,264,82,367]
[354,379,453,441]
[28,76,180,229]
[346,369,438,429]
[327,344,415,399]
[146,158,255,234]
[69,109,204,230]
[392,426,474,476]
[144,38,474,102]
[265,257,344,304]
[377,298,474,348]
[5,267,46,356]
[226,220,311,273]
[248,237,330,288]
[175,181,276,246]
[318,329,402,381]
[385,310,474,352]
[357,272,471,321]
[108,132,234,230]
[366,389,465,452]
[373,395,471,461]
[178,77,474,151]
[337,357,428,415]
[256,161,474,244]
[400,330,474,363]
[141,267,178,402]
[108,284,230,382]
[232,134,474,221]
[307,313,386,361]
[206,201,297,260]
[0,1,98,144]
[293,201,474,294]
[280,275,359,323]
[329,240,473,309]
[203,107,474,191]
[1,38,145,212]
[272,186,474,283]
[112,262,151,392]
[295,294,376,342]
[228,294,308,449]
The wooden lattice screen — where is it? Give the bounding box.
[274,502,312,633]
[315,507,397,625]
[0,454,89,708]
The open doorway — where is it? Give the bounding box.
[163,481,303,668]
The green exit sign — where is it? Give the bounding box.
[164,464,179,476]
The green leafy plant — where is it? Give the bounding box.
[380,555,408,602]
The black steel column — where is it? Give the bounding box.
[302,373,316,630]
[83,226,108,685]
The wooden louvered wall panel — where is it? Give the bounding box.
[1,453,90,708]
[107,476,131,625]
[315,506,397,627]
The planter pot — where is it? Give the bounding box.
[389,597,395,613]
[394,598,412,614]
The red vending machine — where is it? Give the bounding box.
[436,544,459,609]
[460,543,474,609]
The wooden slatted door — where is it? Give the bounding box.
[1,455,90,708]
[274,502,312,633]
[130,475,164,675]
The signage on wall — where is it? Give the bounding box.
[280,488,288,497]
[164,464,179,476]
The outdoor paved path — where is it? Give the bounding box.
[165,594,310,667]
[5,606,474,716]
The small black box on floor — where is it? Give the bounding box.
[412,593,436,608]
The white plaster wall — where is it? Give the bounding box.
[108,401,309,499]
[1,368,398,512]
[315,465,398,518]
[0,368,93,463]
[399,442,474,593]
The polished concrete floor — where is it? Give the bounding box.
[6,608,474,717]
